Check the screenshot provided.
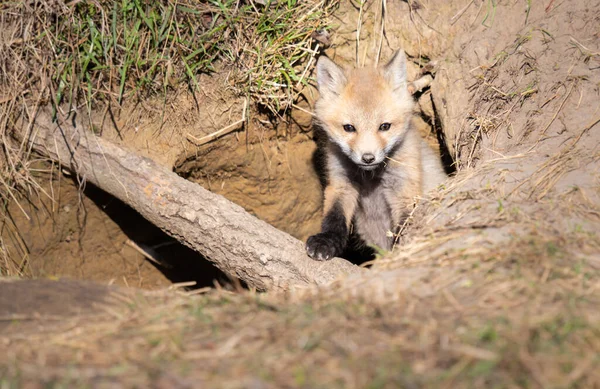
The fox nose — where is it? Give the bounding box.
[362,153,376,164]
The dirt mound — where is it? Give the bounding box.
[2,244,599,388]
[0,278,128,335]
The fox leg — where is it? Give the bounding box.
[306,180,358,261]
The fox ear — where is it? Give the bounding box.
[316,56,347,96]
[384,50,408,90]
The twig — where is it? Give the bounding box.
[291,103,315,117]
[125,239,171,268]
[169,281,198,290]
[392,202,419,249]
[467,123,484,169]
[522,81,575,154]
[355,0,365,67]
[569,115,600,147]
[187,98,247,146]
[375,0,387,66]
[451,0,475,25]
[408,74,433,94]
[570,37,600,57]
[537,82,575,138]
[295,44,320,91]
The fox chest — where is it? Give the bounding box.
[353,186,394,251]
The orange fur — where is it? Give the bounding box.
[306,50,446,259]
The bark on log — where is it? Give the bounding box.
[22,110,361,291]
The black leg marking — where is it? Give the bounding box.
[306,201,348,261]
[341,232,376,265]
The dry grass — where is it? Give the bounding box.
[1,228,599,388]
[0,0,336,113]
[457,31,542,169]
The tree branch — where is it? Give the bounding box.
[21,110,361,291]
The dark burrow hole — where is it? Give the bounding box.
[414,89,457,176]
[82,183,235,289]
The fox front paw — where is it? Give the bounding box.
[306,233,344,261]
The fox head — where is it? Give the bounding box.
[314,50,414,171]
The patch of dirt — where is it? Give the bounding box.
[3,175,167,288]
[412,0,600,241]
[96,73,245,169]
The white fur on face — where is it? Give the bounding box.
[350,132,385,167]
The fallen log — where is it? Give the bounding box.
[21,110,361,291]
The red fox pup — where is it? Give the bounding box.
[306,50,447,261]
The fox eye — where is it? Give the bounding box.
[343,124,356,133]
[379,123,391,132]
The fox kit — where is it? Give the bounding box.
[306,50,447,261]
